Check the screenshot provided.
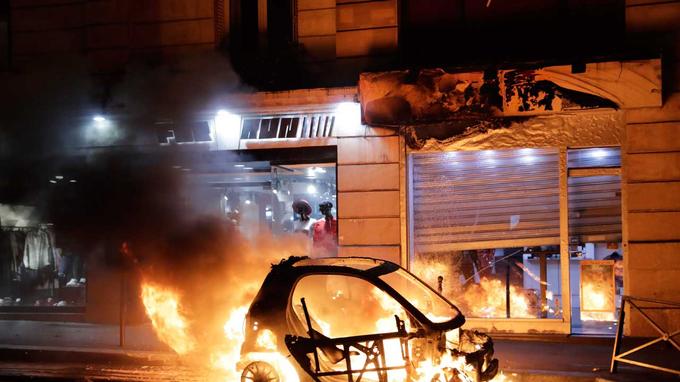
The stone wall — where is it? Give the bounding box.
[623,0,680,336]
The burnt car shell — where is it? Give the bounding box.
[240,256,497,382]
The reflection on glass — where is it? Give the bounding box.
[412,247,563,319]
[379,268,461,323]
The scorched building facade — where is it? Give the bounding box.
[0,0,678,340]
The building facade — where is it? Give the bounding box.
[0,0,678,338]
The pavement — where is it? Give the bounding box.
[0,320,678,381]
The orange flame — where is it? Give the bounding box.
[581,281,616,321]
[463,278,535,318]
[140,283,196,355]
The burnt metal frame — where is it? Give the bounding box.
[610,295,680,376]
[300,298,412,382]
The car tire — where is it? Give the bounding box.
[241,361,281,382]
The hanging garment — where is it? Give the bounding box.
[0,231,13,287]
[9,231,26,275]
[23,229,54,270]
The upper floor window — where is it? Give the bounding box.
[240,114,335,140]
[156,121,212,145]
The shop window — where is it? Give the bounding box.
[567,149,622,335]
[187,160,337,257]
[409,148,563,319]
[0,225,86,309]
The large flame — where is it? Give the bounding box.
[142,277,510,382]
[138,220,509,382]
[462,278,535,319]
[140,283,196,355]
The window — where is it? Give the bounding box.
[409,148,563,319]
[240,114,334,141]
[291,274,408,338]
[567,147,622,335]
[156,121,212,145]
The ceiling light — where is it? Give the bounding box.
[521,155,536,164]
[307,185,317,194]
[591,149,608,158]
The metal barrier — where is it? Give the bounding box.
[610,295,680,376]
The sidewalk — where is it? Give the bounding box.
[494,337,680,381]
[0,320,678,381]
[0,319,175,366]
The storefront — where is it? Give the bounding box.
[180,147,339,257]
[356,59,662,335]
[408,142,623,335]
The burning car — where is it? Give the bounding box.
[238,256,499,382]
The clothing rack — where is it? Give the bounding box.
[1,224,58,299]
[0,224,52,231]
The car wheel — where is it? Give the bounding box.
[241,361,281,382]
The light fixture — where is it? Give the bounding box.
[234,164,245,168]
[591,149,608,159]
[245,200,251,205]
[69,179,77,183]
[93,115,106,123]
[214,110,242,142]
[334,102,361,132]
[307,185,317,194]
[55,175,64,180]
[521,155,536,164]
[49,180,57,184]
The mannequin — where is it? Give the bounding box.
[313,201,337,256]
[292,199,315,236]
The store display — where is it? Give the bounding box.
[0,224,86,308]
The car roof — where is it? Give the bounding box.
[291,256,387,271]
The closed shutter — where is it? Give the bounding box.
[568,175,622,242]
[410,148,560,253]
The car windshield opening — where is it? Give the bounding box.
[379,268,460,324]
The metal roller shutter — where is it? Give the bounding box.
[568,175,622,242]
[410,148,561,253]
